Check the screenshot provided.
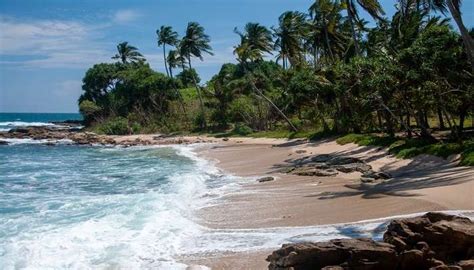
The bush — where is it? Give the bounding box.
[98,117,130,135]
[193,112,206,130]
[232,123,253,136]
[176,68,200,87]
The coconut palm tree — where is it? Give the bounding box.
[156,25,179,77]
[112,42,145,64]
[166,49,181,78]
[234,23,297,131]
[413,0,474,70]
[342,0,385,55]
[308,0,346,65]
[179,22,213,129]
[272,11,308,69]
[233,23,273,64]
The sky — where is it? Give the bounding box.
[0,0,473,113]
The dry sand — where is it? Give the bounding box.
[186,136,473,269]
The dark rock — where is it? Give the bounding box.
[295,150,307,154]
[398,249,425,269]
[362,171,392,180]
[267,212,474,270]
[334,163,372,173]
[292,167,338,177]
[257,176,275,183]
[222,137,229,141]
[266,238,398,270]
[327,156,364,165]
[310,154,334,163]
[383,212,474,263]
[0,140,8,145]
[8,127,30,133]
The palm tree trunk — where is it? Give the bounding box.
[245,69,297,132]
[345,0,360,56]
[169,66,173,78]
[188,57,207,129]
[163,45,170,77]
[447,0,474,71]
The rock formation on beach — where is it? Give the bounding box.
[267,212,474,270]
[281,154,392,183]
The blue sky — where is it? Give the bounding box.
[0,0,473,113]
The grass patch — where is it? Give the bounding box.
[336,133,474,165]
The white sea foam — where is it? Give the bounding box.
[0,121,82,131]
[1,143,472,270]
[0,138,74,145]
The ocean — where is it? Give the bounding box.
[1,113,472,269]
[0,112,83,132]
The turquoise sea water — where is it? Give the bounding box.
[0,112,82,131]
[1,114,473,269]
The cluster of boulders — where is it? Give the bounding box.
[281,154,392,183]
[267,212,474,270]
[0,126,215,146]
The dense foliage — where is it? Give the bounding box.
[79,0,473,147]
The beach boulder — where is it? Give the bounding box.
[266,238,398,270]
[268,212,474,270]
[383,212,474,263]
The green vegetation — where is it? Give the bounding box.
[78,0,473,165]
[337,133,474,165]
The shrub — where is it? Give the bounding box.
[232,123,253,136]
[98,117,129,135]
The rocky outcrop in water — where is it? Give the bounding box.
[267,212,474,270]
[0,126,216,146]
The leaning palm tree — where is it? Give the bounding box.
[112,42,145,64]
[233,23,273,64]
[234,23,297,131]
[179,22,213,129]
[272,11,308,69]
[342,0,385,55]
[156,25,179,77]
[412,0,474,70]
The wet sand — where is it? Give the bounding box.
[187,136,474,269]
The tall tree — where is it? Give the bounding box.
[112,42,145,64]
[166,49,181,78]
[308,0,346,65]
[234,23,297,131]
[343,0,385,55]
[179,22,213,129]
[415,0,474,70]
[156,25,179,77]
[272,11,308,69]
[234,23,273,64]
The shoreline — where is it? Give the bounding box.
[2,128,473,269]
[189,136,473,269]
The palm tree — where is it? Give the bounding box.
[233,23,273,64]
[179,22,213,129]
[166,49,181,78]
[272,11,308,69]
[308,0,347,65]
[413,0,474,70]
[156,25,179,77]
[342,0,385,55]
[112,42,145,64]
[234,23,297,131]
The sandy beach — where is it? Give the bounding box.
[188,136,474,269]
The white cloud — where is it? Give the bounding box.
[0,16,112,68]
[112,9,141,24]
